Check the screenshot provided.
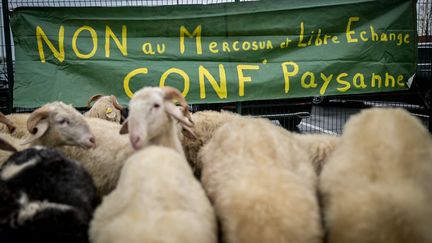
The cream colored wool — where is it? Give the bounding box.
[90,146,217,243]
[292,133,340,174]
[84,96,122,123]
[0,113,30,139]
[58,117,134,196]
[320,108,432,243]
[181,110,240,177]
[199,117,322,243]
[0,133,25,165]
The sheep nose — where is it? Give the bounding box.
[131,136,141,150]
[82,135,96,149]
[89,136,96,147]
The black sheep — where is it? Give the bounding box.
[0,146,100,243]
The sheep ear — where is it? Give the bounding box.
[21,120,49,145]
[27,106,51,135]
[162,86,194,126]
[110,95,124,111]
[106,109,117,119]
[165,102,193,128]
[0,137,17,152]
[119,118,129,134]
[162,86,189,111]
[22,106,52,145]
[0,112,16,133]
[181,126,197,139]
[87,94,103,108]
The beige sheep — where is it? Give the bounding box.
[199,117,322,243]
[320,108,432,243]
[90,146,217,243]
[84,94,124,123]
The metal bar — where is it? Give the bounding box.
[2,0,14,113]
[255,112,311,119]
[236,102,242,114]
[429,108,432,133]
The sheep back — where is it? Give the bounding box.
[320,108,432,243]
[181,110,240,178]
[199,117,322,243]
[90,146,217,243]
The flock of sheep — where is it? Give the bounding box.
[0,86,431,243]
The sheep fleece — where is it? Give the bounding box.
[90,146,217,243]
[320,108,432,243]
[181,110,240,178]
[199,117,322,243]
[58,118,134,196]
[0,113,30,139]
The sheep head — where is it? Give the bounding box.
[86,94,124,123]
[120,86,194,150]
[22,102,96,149]
[0,113,16,134]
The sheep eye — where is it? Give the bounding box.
[58,118,69,125]
[153,103,160,109]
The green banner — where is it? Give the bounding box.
[11,0,417,107]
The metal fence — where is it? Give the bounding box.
[1,0,431,135]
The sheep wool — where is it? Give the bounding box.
[181,110,240,178]
[0,113,30,139]
[58,117,135,196]
[292,133,340,174]
[0,133,25,166]
[199,117,322,243]
[320,108,432,243]
[84,95,123,124]
[90,146,217,243]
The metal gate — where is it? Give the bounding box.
[1,0,431,134]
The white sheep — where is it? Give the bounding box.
[0,103,96,165]
[22,102,95,149]
[0,103,134,196]
[199,117,322,243]
[90,146,217,243]
[90,86,216,243]
[180,110,338,177]
[119,86,194,154]
[320,108,432,243]
[84,94,124,123]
